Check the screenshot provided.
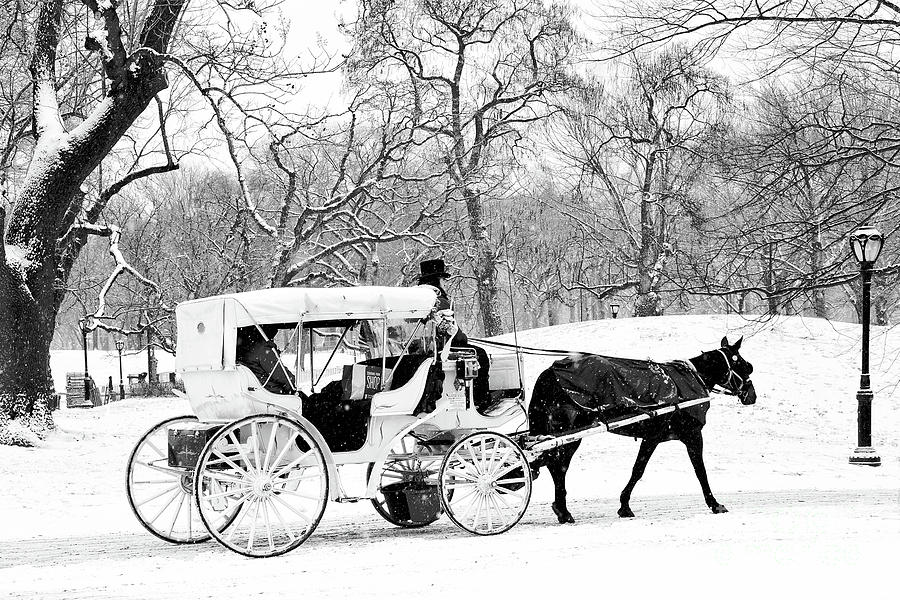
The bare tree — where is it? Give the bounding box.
[350,0,580,335]
[551,45,730,316]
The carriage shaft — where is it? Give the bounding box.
[525,397,712,457]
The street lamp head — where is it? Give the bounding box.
[611,303,620,318]
[115,340,125,352]
[849,225,884,264]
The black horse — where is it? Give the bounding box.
[528,336,757,523]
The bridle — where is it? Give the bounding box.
[715,349,748,395]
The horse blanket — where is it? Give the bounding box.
[549,354,708,422]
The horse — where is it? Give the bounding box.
[527,336,757,523]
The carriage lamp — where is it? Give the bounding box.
[611,304,620,319]
[849,225,883,466]
[116,340,126,401]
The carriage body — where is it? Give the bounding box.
[127,286,532,556]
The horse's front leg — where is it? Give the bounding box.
[618,438,659,518]
[681,430,727,514]
[547,440,581,524]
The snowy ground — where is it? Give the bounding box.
[2,315,899,599]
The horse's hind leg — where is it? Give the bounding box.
[681,430,727,514]
[547,440,581,524]
[618,438,658,518]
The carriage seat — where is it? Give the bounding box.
[370,357,435,416]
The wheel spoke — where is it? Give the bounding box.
[135,484,181,508]
[448,483,479,506]
[136,460,184,477]
[444,480,476,490]
[271,449,314,480]
[246,497,262,552]
[271,493,312,527]
[204,470,250,488]
[493,460,521,480]
[488,448,513,476]
[469,494,486,530]
[143,438,166,459]
[444,468,478,483]
[496,477,527,487]
[208,450,252,479]
[250,421,263,472]
[487,493,509,529]
[225,493,255,542]
[263,419,280,472]
[269,498,297,543]
[168,493,186,538]
[267,430,297,477]
[148,487,184,525]
[262,499,275,552]
[228,432,257,476]
[494,485,524,498]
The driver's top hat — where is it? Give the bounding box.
[418,258,451,282]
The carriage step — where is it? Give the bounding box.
[335,497,365,503]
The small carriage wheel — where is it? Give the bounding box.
[439,431,532,536]
[194,414,329,558]
[126,415,212,544]
[366,435,448,528]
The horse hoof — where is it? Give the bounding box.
[617,507,635,518]
[711,504,728,514]
[552,503,575,524]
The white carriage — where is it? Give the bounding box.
[126,286,532,557]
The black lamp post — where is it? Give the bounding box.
[610,303,620,319]
[848,225,883,467]
[115,340,126,401]
[79,318,89,405]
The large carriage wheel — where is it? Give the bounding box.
[194,414,329,558]
[439,431,532,536]
[366,435,449,528]
[126,415,212,544]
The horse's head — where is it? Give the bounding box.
[718,336,756,405]
[693,336,756,405]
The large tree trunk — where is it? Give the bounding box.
[634,153,663,317]
[463,187,503,336]
[0,206,56,444]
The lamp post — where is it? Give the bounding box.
[611,303,620,319]
[79,318,89,405]
[115,340,126,401]
[848,225,883,467]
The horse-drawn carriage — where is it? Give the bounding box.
[126,285,757,557]
[126,286,533,557]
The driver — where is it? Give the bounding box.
[416,258,491,410]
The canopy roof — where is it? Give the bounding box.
[175,286,439,372]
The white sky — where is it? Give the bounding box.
[279,0,356,111]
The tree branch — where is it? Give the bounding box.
[30,0,64,139]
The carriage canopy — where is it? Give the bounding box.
[175,286,439,372]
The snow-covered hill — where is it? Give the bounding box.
[2,315,898,599]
